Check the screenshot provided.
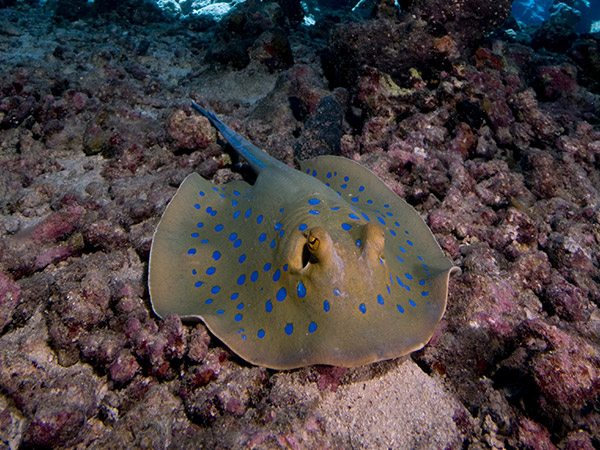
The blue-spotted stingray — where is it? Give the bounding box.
[149,101,458,370]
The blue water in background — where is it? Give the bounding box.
[512,0,599,34]
[29,0,600,33]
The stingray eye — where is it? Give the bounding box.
[307,235,320,252]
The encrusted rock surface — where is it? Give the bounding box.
[0,1,599,448]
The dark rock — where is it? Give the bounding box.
[249,30,294,72]
[0,271,20,333]
[294,95,344,160]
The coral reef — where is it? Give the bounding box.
[0,0,599,448]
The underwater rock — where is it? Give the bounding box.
[294,95,344,159]
[0,271,20,333]
[167,108,216,151]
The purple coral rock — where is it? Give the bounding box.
[109,350,141,385]
[167,109,216,151]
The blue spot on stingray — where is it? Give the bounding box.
[192,269,197,275]
[297,281,307,298]
[417,255,424,261]
[409,299,417,307]
[233,239,242,248]
[386,212,393,217]
[187,248,197,255]
[396,255,405,263]
[233,190,240,196]
[349,213,360,220]
[274,222,283,230]
[258,232,267,242]
[237,274,246,285]
[399,246,406,253]
[233,210,241,219]
[250,271,259,282]
[405,273,413,280]
[211,286,221,294]
[308,198,320,205]
[229,232,238,241]
[384,203,390,208]
[397,304,405,314]
[367,199,374,205]
[361,213,370,221]
[395,221,401,227]
[387,285,391,294]
[330,206,341,211]
[231,199,239,207]
[200,239,209,244]
[323,300,330,312]
[276,287,287,302]
[390,230,397,237]
[238,254,247,264]
[194,281,203,288]
[206,207,217,216]
[256,214,264,224]
[231,292,239,300]
[212,250,221,261]
[196,222,204,228]
[257,329,265,339]
[308,322,317,334]
[206,267,216,275]
[421,291,430,297]
[263,262,272,272]
[340,183,347,189]
[284,323,294,335]
[273,269,281,282]
[359,303,367,314]
[359,185,365,192]
[351,197,359,203]
[355,239,362,247]
[305,168,310,174]
[216,309,225,315]
[333,288,341,297]
[279,229,285,238]
[269,239,276,249]
[312,169,317,177]
[236,302,244,310]
[204,298,213,305]
[212,187,219,192]
[326,172,332,178]
[244,208,252,218]
[283,264,289,272]
[191,232,199,238]
[279,207,284,213]
[198,191,205,197]
[377,294,385,305]
[377,216,386,225]
[309,209,320,215]
[419,279,426,286]
[194,203,201,210]
[341,223,352,231]
[235,313,243,322]
[265,300,273,313]
[407,239,414,246]
[298,223,308,231]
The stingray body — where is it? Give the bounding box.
[149,101,458,370]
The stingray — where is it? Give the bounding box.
[148,101,459,370]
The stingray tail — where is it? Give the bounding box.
[191,101,279,173]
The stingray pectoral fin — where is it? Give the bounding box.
[150,173,210,318]
[149,173,252,319]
